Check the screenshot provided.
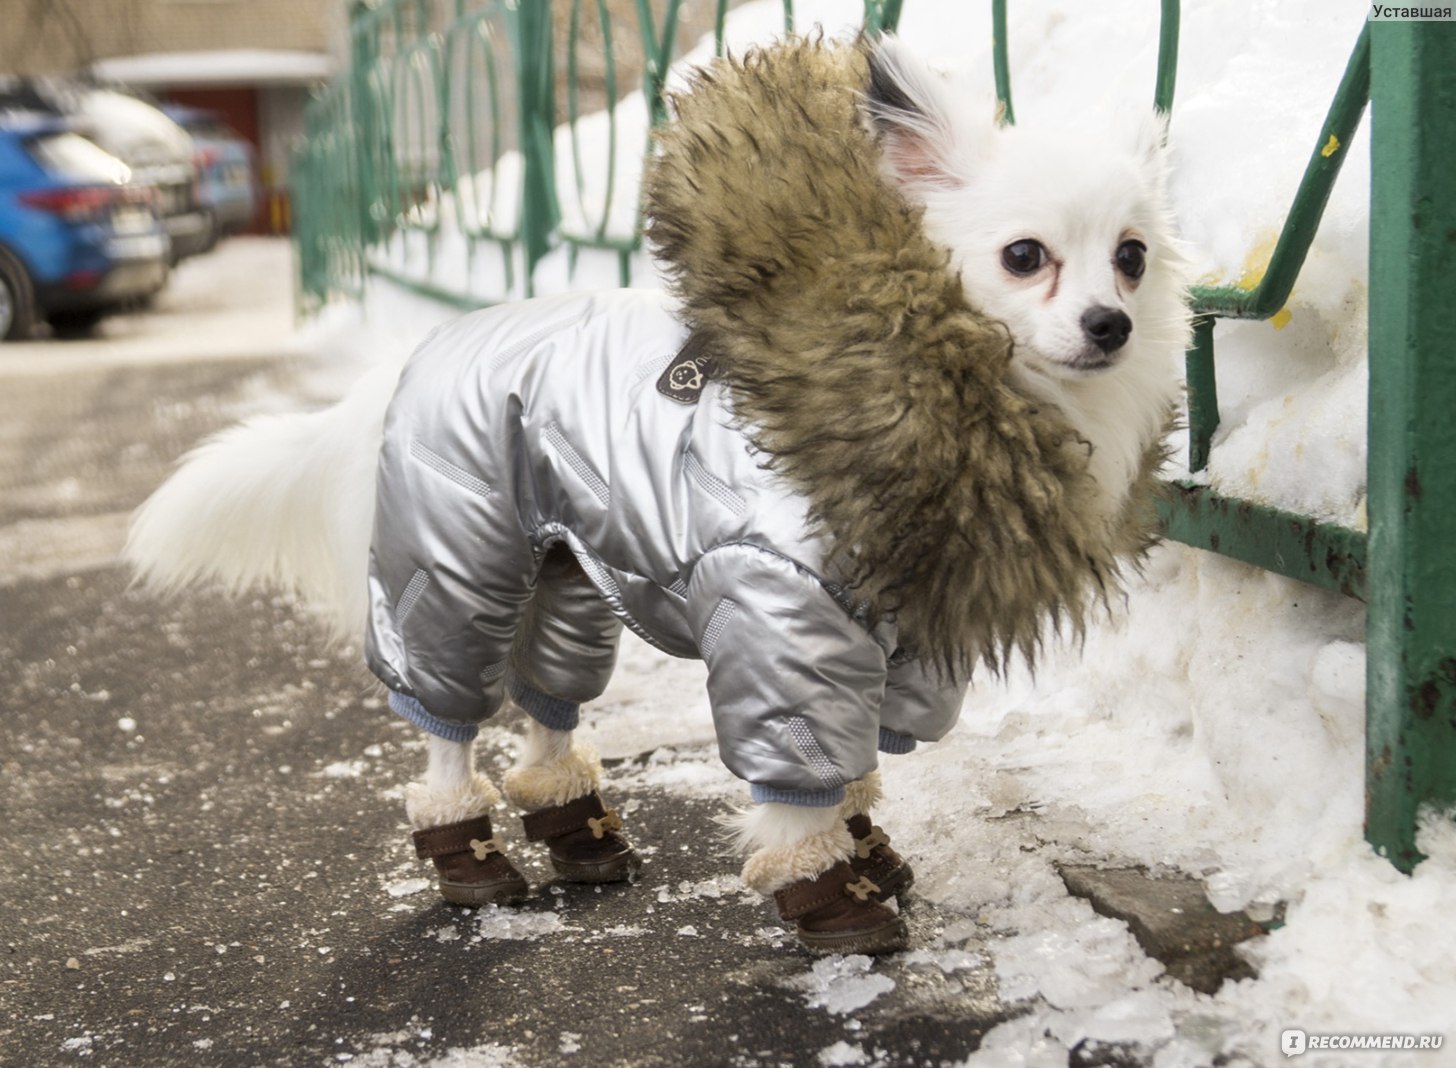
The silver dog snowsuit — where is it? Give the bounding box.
[365,288,966,807]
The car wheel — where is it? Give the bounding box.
[0,246,38,341]
[48,307,108,337]
[200,210,219,253]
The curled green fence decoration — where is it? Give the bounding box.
[292,2,1456,873]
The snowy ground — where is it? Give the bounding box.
[318,0,1456,1065]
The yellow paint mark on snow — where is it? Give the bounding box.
[1225,233,1294,327]
[1321,133,1341,158]
[1234,232,1280,291]
[1196,231,1297,325]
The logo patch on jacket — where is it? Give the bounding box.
[657,334,716,404]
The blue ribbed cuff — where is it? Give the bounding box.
[388,691,479,743]
[878,728,917,755]
[749,784,847,807]
[507,677,580,732]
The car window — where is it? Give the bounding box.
[26,131,130,184]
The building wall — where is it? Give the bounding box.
[0,0,345,75]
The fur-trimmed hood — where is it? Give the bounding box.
[645,37,1171,676]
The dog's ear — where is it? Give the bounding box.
[864,37,970,193]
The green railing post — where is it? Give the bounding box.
[635,0,682,129]
[1153,0,1179,115]
[350,1,383,248]
[517,0,557,291]
[991,0,1014,125]
[1365,19,1456,872]
[863,0,904,34]
[1184,316,1217,473]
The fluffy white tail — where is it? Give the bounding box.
[124,364,401,642]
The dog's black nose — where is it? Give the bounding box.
[1082,306,1132,354]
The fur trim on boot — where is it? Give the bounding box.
[839,772,884,818]
[741,824,856,896]
[404,774,502,831]
[502,745,602,811]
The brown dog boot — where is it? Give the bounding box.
[520,790,641,883]
[774,860,908,955]
[412,814,529,906]
[846,813,915,902]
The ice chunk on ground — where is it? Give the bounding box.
[818,1040,870,1066]
[471,908,576,942]
[791,955,897,1015]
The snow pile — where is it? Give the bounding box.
[826,539,1455,1065]
[317,0,1456,1063]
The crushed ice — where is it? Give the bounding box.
[790,955,896,1015]
[471,907,578,942]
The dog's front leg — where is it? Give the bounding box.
[737,781,910,955]
[503,718,639,883]
[406,732,529,906]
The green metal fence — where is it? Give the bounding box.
[292,1,1456,872]
[294,0,905,313]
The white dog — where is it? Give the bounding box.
[127,36,1189,955]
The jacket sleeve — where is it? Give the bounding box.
[876,656,968,753]
[686,544,889,806]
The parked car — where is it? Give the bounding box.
[163,105,259,244]
[0,79,211,264]
[0,116,170,339]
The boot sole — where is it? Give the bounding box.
[439,876,529,906]
[797,915,909,956]
[549,850,642,883]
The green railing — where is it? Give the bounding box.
[295,0,905,313]
[1162,27,1374,603]
[292,2,1456,872]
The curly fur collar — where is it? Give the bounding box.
[645,38,1168,676]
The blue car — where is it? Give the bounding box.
[0,117,171,339]
[163,105,260,244]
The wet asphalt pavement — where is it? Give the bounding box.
[0,244,1012,1068]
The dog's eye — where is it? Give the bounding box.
[1001,240,1046,276]
[1116,240,1147,280]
